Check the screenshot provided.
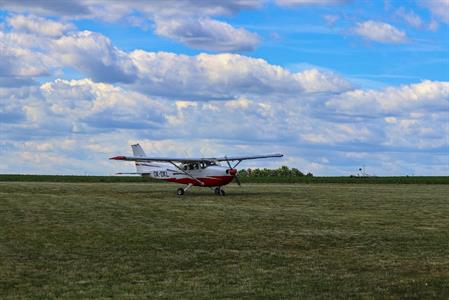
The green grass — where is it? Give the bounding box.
[0,174,156,183]
[240,176,449,184]
[1,182,448,299]
[1,174,448,184]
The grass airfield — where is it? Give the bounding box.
[1,181,448,299]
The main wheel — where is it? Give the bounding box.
[214,187,221,195]
[220,189,225,196]
[177,188,185,196]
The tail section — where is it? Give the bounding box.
[131,144,147,174]
[132,144,146,157]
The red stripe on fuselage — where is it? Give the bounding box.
[162,175,234,187]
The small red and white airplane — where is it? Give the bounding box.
[110,144,283,196]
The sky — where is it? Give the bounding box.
[0,0,448,176]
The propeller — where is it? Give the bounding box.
[225,155,241,186]
[234,172,241,186]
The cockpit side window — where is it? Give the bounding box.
[202,161,217,167]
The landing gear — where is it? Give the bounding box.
[177,185,226,196]
[214,187,225,196]
[177,183,192,196]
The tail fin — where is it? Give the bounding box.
[131,144,147,174]
[131,144,146,157]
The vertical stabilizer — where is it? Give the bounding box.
[131,144,147,173]
[131,144,146,157]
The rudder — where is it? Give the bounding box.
[131,144,147,174]
[131,144,146,157]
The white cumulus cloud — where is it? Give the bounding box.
[395,7,423,28]
[1,77,448,176]
[0,0,264,52]
[129,51,352,99]
[6,14,74,37]
[51,31,137,83]
[353,20,407,44]
[0,33,55,86]
[276,0,349,6]
[0,18,351,95]
[419,0,449,24]
[154,17,259,52]
[325,80,449,115]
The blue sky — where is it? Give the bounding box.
[0,0,448,176]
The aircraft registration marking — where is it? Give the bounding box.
[153,171,169,178]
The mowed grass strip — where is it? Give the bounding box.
[0,182,448,299]
[1,174,448,184]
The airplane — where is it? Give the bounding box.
[110,144,283,196]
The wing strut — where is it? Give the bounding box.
[169,161,204,186]
[233,160,242,168]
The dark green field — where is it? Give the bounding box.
[1,181,448,299]
[1,174,448,184]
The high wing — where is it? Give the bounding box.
[214,154,283,162]
[109,153,283,163]
[110,156,216,163]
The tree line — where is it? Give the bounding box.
[238,166,313,177]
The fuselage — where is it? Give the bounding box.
[136,162,235,187]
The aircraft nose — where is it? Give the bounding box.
[227,168,237,176]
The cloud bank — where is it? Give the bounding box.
[0,2,448,176]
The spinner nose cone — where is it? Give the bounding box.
[228,168,237,176]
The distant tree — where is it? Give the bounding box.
[238,166,307,177]
[270,168,279,176]
[291,168,304,177]
[306,172,313,177]
[238,169,248,177]
[252,169,262,177]
[262,168,270,176]
[279,165,290,176]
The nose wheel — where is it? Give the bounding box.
[214,187,225,196]
[177,183,192,196]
